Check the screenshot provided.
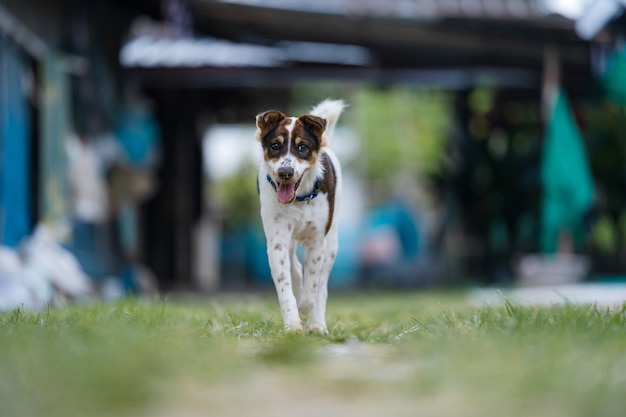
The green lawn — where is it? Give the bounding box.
[1,291,625,417]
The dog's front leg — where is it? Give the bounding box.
[267,241,302,332]
[289,243,303,306]
[309,230,338,335]
[300,241,328,334]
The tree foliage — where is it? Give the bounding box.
[350,87,452,181]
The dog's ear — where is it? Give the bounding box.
[299,114,327,138]
[256,111,286,137]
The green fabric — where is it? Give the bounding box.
[602,46,626,105]
[540,90,594,253]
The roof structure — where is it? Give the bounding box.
[122,0,598,93]
[210,0,549,20]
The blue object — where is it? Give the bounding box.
[115,104,160,167]
[365,199,421,259]
[0,41,31,247]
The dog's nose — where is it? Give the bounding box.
[278,166,294,181]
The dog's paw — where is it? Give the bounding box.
[305,321,328,336]
[283,321,304,334]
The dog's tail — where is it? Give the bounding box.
[310,99,346,142]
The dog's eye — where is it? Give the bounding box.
[270,142,281,151]
[297,143,309,153]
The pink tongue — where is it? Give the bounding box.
[278,182,296,203]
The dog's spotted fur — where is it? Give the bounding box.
[256,99,345,334]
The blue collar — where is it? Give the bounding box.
[266,175,321,203]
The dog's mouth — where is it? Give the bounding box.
[277,178,301,204]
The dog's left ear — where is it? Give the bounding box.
[299,114,327,138]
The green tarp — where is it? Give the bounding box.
[540,89,595,253]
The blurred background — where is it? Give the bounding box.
[1,0,626,306]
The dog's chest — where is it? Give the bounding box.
[289,197,330,242]
[263,194,331,244]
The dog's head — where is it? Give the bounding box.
[256,110,327,204]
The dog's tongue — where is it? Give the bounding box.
[278,182,296,203]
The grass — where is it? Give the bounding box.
[1,291,625,417]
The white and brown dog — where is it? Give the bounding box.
[256,99,345,334]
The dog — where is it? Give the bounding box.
[256,99,345,334]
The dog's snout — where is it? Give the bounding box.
[278,166,294,181]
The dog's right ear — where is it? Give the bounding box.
[256,111,286,138]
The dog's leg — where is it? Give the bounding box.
[266,238,302,333]
[307,227,339,335]
[289,242,303,306]
[300,239,329,334]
